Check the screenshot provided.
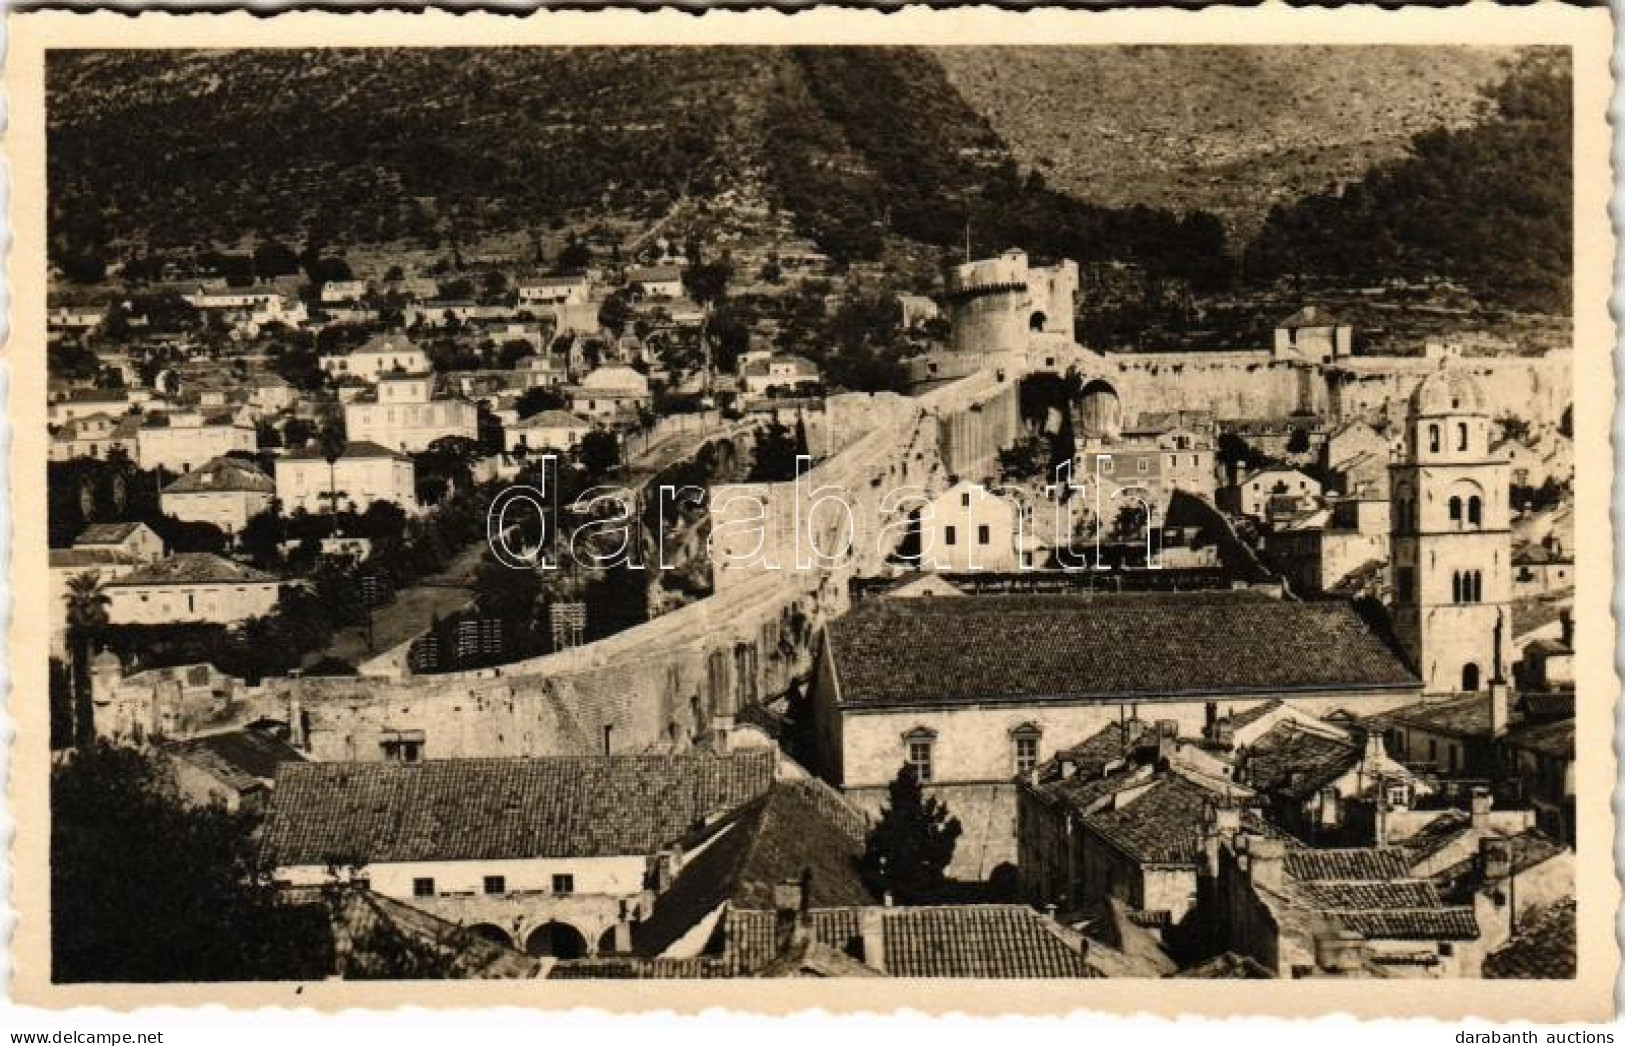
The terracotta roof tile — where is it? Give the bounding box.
[262,750,777,866]
[107,552,277,588]
[827,593,1417,708]
[1484,900,1577,978]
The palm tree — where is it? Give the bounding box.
[318,417,347,538]
[64,571,110,750]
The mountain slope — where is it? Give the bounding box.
[933,46,1516,238]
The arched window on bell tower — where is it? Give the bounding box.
[1468,496,1482,528]
[1456,422,1468,452]
[1428,424,1441,454]
[1461,663,1480,692]
[1448,496,1462,526]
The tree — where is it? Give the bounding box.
[515,386,567,419]
[578,429,620,480]
[860,764,961,904]
[63,572,110,749]
[597,291,632,340]
[51,744,329,982]
[682,261,733,308]
[748,416,800,483]
[318,417,348,534]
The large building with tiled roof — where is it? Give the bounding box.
[160,456,275,535]
[810,589,1420,875]
[275,440,418,515]
[103,551,282,626]
[262,749,778,960]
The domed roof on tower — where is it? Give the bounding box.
[1409,368,1488,419]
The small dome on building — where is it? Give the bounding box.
[92,647,123,672]
[1409,368,1488,418]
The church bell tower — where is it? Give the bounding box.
[1388,369,1511,695]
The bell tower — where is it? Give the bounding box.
[1388,369,1510,695]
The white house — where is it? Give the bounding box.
[740,354,821,399]
[275,440,419,515]
[1223,467,1324,520]
[344,373,479,453]
[50,412,140,462]
[506,410,593,454]
[319,334,432,383]
[104,552,283,626]
[245,373,298,413]
[626,266,685,299]
[48,523,168,656]
[570,365,651,422]
[518,276,589,306]
[917,480,1026,572]
[136,412,258,475]
[161,456,276,535]
[320,279,370,303]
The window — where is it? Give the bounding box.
[483,875,506,895]
[1137,459,1149,474]
[1429,425,1441,454]
[961,491,971,508]
[1448,497,1462,524]
[1013,734,1040,776]
[904,728,937,783]
[551,874,575,896]
[1468,496,1482,527]
[1396,567,1415,602]
[1457,423,1468,452]
[1462,663,1480,693]
[977,524,991,546]
[944,525,957,546]
[412,878,435,898]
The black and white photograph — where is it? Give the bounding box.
[8,7,1615,1020]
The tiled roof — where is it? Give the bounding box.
[107,552,278,588]
[826,593,1417,709]
[724,905,1097,978]
[1434,830,1568,888]
[634,780,877,957]
[1483,899,1577,979]
[163,456,275,495]
[515,409,590,430]
[50,548,137,570]
[1380,694,1503,739]
[1334,908,1480,941]
[1082,776,1219,866]
[1505,717,1573,759]
[293,886,545,979]
[1243,722,1360,800]
[75,522,145,545]
[1285,847,1412,881]
[1279,305,1344,329]
[282,440,411,462]
[162,729,306,793]
[1276,844,1480,942]
[262,750,777,866]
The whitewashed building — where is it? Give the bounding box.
[344,372,478,453]
[275,440,419,515]
[161,456,276,536]
[104,552,282,626]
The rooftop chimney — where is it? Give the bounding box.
[1470,787,1494,829]
[858,908,886,974]
[1490,682,1510,739]
[1247,836,1286,892]
[1480,835,1513,882]
[773,873,810,952]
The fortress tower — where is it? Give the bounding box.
[945,249,1078,362]
[1388,369,1512,695]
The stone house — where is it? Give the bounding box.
[160,455,275,536]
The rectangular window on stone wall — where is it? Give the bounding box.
[412,878,435,898]
[483,876,506,895]
[908,740,934,783]
[552,874,575,896]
